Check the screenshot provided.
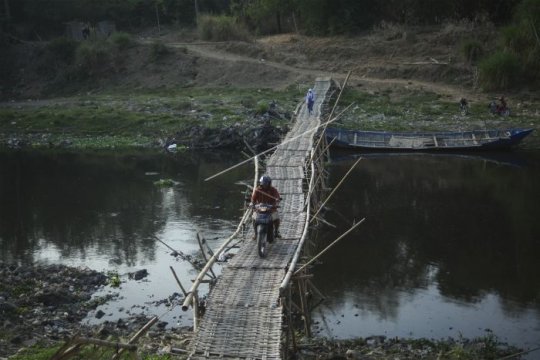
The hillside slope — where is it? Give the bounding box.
[1,23,499,102]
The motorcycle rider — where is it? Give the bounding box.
[250,175,281,239]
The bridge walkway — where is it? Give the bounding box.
[187,77,334,359]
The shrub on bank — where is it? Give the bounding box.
[478,51,521,90]
[198,15,251,42]
[108,31,133,50]
[460,39,483,64]
[74,41,113,77]
[45,37,78,63]
[150,40,170,61]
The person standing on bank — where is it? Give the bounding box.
[306,88,315,115]
[250,175,281,239]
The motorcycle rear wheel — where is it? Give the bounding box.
[257,224,267,258]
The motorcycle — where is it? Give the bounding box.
[489,100,510,116]
[252,203,276,258]
[459,98,469,115]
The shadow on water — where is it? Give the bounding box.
[312,150,540,351]
[0,149,253,327]
[0,149,250,265]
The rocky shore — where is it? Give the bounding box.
[0,263,192,359]
[0,263,525,359]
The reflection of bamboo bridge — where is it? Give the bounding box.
[182,77,337,359]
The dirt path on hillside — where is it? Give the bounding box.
[160,40,485,102]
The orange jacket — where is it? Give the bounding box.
[251,186,280,210]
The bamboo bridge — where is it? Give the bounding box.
[178,77,343,359]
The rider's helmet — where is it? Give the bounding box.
[259,175,272,187]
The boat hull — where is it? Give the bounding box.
[325,128,534,151]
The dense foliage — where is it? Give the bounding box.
[0,0,525,38]
[1,0,538,88]
[478,0,540,89]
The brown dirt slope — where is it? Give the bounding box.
[0,22,515,103]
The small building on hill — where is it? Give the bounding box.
[65,20,116,40]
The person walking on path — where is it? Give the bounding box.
[306,88,315,115]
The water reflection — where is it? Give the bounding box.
[313,151,540,350]
[0,149,251,327]
[0,150,249,265]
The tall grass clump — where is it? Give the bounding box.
[108,31,133,50]
[460,39,483,64]
[150,40,170,61]
[497,0,540,87]
[478,50,521,90]
[74,40,112,77]
[198,15,251,42]
[45,37,78,63]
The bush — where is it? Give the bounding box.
[198,15,251,42]
[255,101,269,115]
[150,40,170,60]
[478,51,521,90]
[74,41,112,77]
[45,37,78,63]
[460,39,483,64]
[500,25,531,55]
[108,31,133,50]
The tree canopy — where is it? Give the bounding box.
[1,0,529,38]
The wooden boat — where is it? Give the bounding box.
[325,128,534,151]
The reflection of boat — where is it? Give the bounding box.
[329,151,530,168]
[325,128,534,151]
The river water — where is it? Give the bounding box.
[1,149,539,352]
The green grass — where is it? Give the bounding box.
[334,88,539,135]
[0,87,299,149]
[8,344,174,360]
[2,86,538,150]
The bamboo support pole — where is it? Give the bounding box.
[280,152,316,292]
[153,235,202,272]
[313,136,336,166]
[71,337,138,350]
[204,104,353,182]
[310,157,362,222]
[312,214,337,228]
[196,233,216,279]
[288,285,297,353]
[112,316,158,359]
[55,344,83,360]
[193,291,199,331]
[50,341,82,360]
[307,279,326,301]
[300,103,354,213]
[169,266,187,297]
[297,278,310,337]
[294,218,365,275]
[182,156,259,313]
[309,71,352,166]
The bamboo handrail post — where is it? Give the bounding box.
[196,233,216,279]
[280,151,316,292]
[288,285,297,353]
[111,316,158,360]
[193,290,199,332]
[205,104,353,182]
[306,279,326,301]
[181,208,251,311]
[295,218,366,276]
[310,157,362,222]
[309,71,352,166]
[169,266,188,297]
[182,156,258,313]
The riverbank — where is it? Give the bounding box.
[0,263,526,359]
[1,85,539,152]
